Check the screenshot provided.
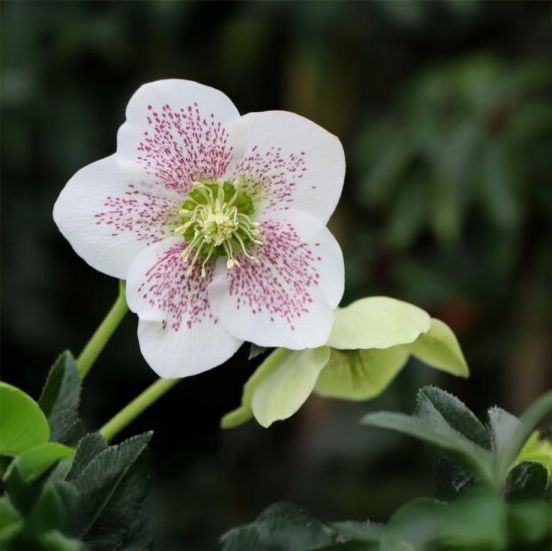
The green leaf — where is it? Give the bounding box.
[507,501,552,545]
[24,483,66,538]
[315,347,409,401]
[381,495,507,551]
[66,433,107,482]
[328,297,431,350]
[222,347,330,429]
[39,351,85,445]
[250,347,330,428]
[421,386,489,448]
[408,318,469,377]
[4,442,75,483]
[0,381,50,456]
[496,390,552,485]
[72,432,152,548]
[0,496,23,542]
[505,462,548,501]
[37,530,82,551]
[515,431,552,480]
[362,386,493,481]
[220,501,343,551]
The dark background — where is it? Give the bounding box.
[2,1,551,549]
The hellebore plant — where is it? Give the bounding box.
[3,79,550,550]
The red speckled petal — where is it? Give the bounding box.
[54,155,179,279]
[117,79,241,194]
[208,210,344,349]
[126,237,242,377]
[224,111,345,225]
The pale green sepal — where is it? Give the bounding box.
[3,442,75,482]
[315,347,409,401]
[328,296,431,350]
[408,318,469,377]
[0,382,50,456]
[221,348,289,429]
[251,347,331,428]
[514,431,552,481]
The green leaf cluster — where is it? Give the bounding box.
[220,494,551,551]
[223,297,468,428]
[221,388,552,551]
[0,352,153,550]
[362,386,552,491]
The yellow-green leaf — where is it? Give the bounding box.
[0,382,50,456]
[4,442,75,482]
[515,431,552,481]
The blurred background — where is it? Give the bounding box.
[2,1,551,549]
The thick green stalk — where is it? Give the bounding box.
[77,280,128,379]
[99,378,180,442]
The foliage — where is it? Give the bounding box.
[0,352,153,550]
[221,387,552,551]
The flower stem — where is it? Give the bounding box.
[77,280,128,379]
[100,378,180,442]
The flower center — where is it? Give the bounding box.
[174,179,262,277]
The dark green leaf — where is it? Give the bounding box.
[39,351,85,445]
[66,433,107,483]
[362,386,493,481]
[422,386,489,448]
[497,390,552,485]
[0,496,23,542]
[3,464,51,516]
[71,432,152,549]
[505,462,548,501]
[220,502,343,551]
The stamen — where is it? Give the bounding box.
[175,179,260,277]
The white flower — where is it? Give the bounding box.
[54,80,345,378]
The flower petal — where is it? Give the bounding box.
[126,237,243,378]
[53,155,178,279]
[225,111,345,224]
[117,79,241,193]
[208,210,344,349]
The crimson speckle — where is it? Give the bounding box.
[137,103,233,193]
[94,183,174,244]
[137,243,215,332]
[227,220,321,329]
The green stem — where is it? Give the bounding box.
[77,280,128,379]
[100,378,180,442]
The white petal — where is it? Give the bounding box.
[126,237,242,378]
[53,155,178,279]
[117,79,241,193]
[224,111,345,224]
[208,210,344,349]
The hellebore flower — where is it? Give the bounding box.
[222,296,469,428]
[54,80,345,377]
